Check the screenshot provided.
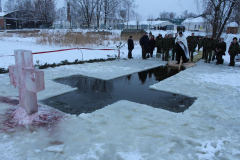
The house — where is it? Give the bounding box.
[99,17,125,30]
[0,12,5,29]
[226,22,238,34]
[181,17,207,32]
[123,20,175,30]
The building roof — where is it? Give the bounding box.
[121,29,147,33]
[182,17,205,24]
[0,12,6,17]
[227,22,238,27]
[124,20,170,26]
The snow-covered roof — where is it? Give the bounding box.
[227,22,238,27]
[124,20,170,26]
[0,11,11,17]
[0,12,6,17]
[182,17,205,24]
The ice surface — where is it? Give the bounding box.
[44,144,64,153]
[1,60,240,159]
[8,50,45,115]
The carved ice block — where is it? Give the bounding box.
[9,50,45,115]
[25,69,45,93]
[9,65,19,87]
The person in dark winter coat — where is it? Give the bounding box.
[197,37,203,51]
[228,37,240,66]
[149,35,156,57]
[139,34,144,59]
[202,35,208,59]
[221,38,226,55]
[211,37,218,61]
[215,39,223,65]
[141,33,149,59]
[127,36,134,59]
[204,36,213,63]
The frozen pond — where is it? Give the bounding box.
[41,66,196,114]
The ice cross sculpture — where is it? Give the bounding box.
[9,50,45,115]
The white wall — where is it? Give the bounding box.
[182,22,206,32]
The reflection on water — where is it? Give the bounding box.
[60,76,114,92]
[41,66,196,115]
[137,66,179,84]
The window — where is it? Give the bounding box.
[198,25,200,28]
[195,25,196,28]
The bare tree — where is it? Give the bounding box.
[95,0,104,28]
[34,0,56,27]
[119,9,127,21]
[103,0,121,26]
[159,11,169,19]
[56,7,67,26]
[169,12,176,19]
[196,0,240,38]
[158,11,176,19]
[181,10,197,19]
[4,0,17,12]
[231,2,240,25]
[67,0,98,28]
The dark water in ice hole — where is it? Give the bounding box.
[41,66,196,115]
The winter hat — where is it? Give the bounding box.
[233,37,237,40]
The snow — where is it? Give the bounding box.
[227,22,238,27]
[182,17,205,24]
[0,12,5,17]
[0,30,240,159]
[44,144,64,153]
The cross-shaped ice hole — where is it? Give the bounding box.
[41,66,196,115]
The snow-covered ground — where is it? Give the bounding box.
[0,30,239,69]
[0,30,240,160]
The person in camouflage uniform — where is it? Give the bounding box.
[187,33,197,62]
[202,35,208,59]
[162,34,171,61]
[205,35,213,63]
[155,34,164,57]
[228,37,240,66]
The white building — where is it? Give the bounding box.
[123,20,175,30]
[181,17,207,32]
[98,17,125,29]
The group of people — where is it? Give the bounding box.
[127,32,240,66]
[129,32,190,64]
[197,35,239,66]
[138,32,182,61]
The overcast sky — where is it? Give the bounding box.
[135,0,201,19]
[1,0,201,20]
